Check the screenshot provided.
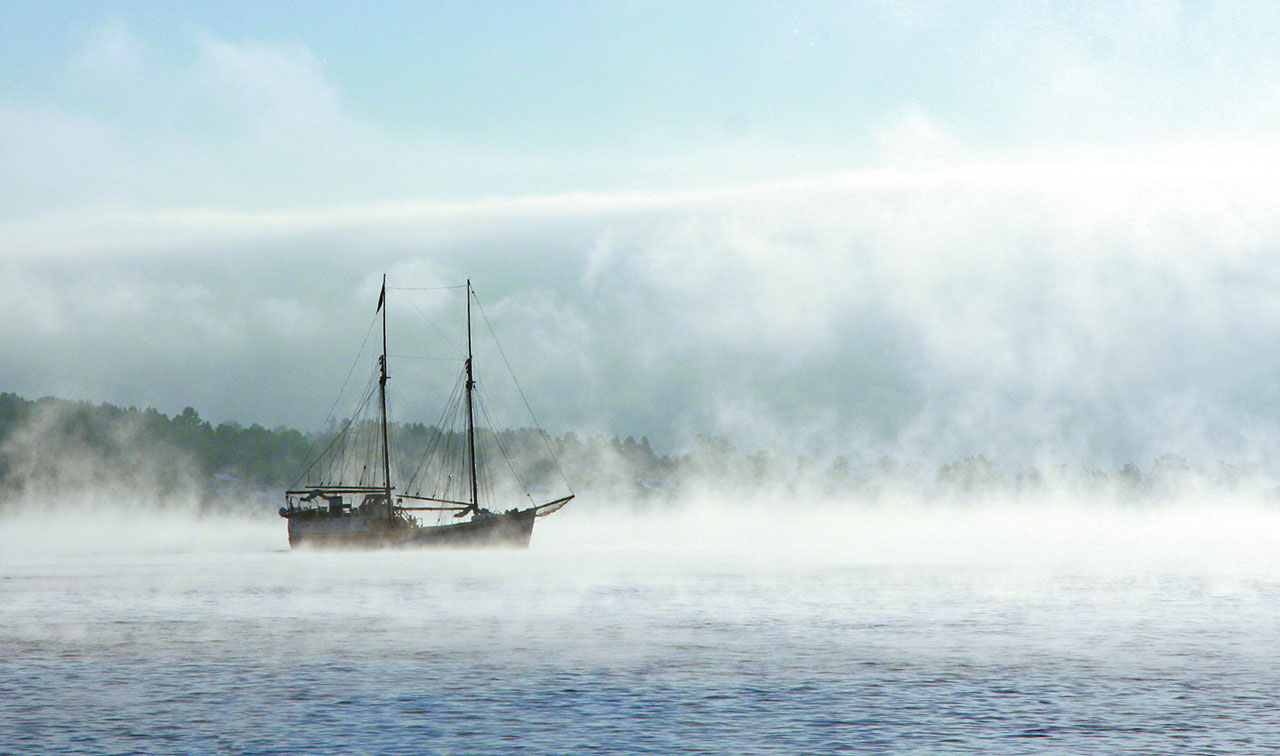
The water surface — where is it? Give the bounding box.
[3,503,1279,754]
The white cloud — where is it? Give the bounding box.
[192,34,347,146]
[968,2,1280,146]
[871,108,964,167]
[0,102,136,216]
[6,149,1280,468]
[70,20,145,81]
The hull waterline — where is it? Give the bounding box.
[285,507,537,549]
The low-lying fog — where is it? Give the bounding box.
[5,491,1278,575]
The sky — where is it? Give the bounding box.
[4,1,1280,469]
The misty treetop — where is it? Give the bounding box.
[0,392,1271,512]
[0,394,310,509]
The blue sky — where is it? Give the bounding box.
[5,2,1280,468]
[7,1,1280,214]
[6,2,949,146]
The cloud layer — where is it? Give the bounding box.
[6,10,1280,471]
[6,154,1280,470]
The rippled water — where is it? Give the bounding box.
[4,503,1280,754]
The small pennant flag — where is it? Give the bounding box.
[376,279,385,312]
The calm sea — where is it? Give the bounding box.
[3,502,1280,754]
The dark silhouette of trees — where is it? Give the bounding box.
[0,391,1267,511]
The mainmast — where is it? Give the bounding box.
[378,274,393,518]
[464,279,480,513]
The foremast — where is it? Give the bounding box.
[378,274,394,519]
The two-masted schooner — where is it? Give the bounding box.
[279,277,572,548]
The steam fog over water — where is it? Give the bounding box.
[5,497,1280,754]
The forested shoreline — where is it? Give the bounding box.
[0,392,1272,513]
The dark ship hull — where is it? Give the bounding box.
[285,506,537,549]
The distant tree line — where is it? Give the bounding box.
[0,393,311,509]
[0,391,1271,512]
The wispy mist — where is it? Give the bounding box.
[5,389,1279,573]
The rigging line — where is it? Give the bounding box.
[473,292,575,494]
[295,364,377,488]
[327,371,380,487]
[473,418,497,512]
[475,390,536,505]
[346,385,370,486]
[395,288,464,356]
[288,307,381,489]
[389,285,467,291]
[309,415,354,486]
[405,369,466,494]
[387,355,466,362]
[416,383,460,491]
[386,401,409,494]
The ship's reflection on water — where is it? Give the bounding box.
[4,500,1280,754]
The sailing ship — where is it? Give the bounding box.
[279,277,573,548]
